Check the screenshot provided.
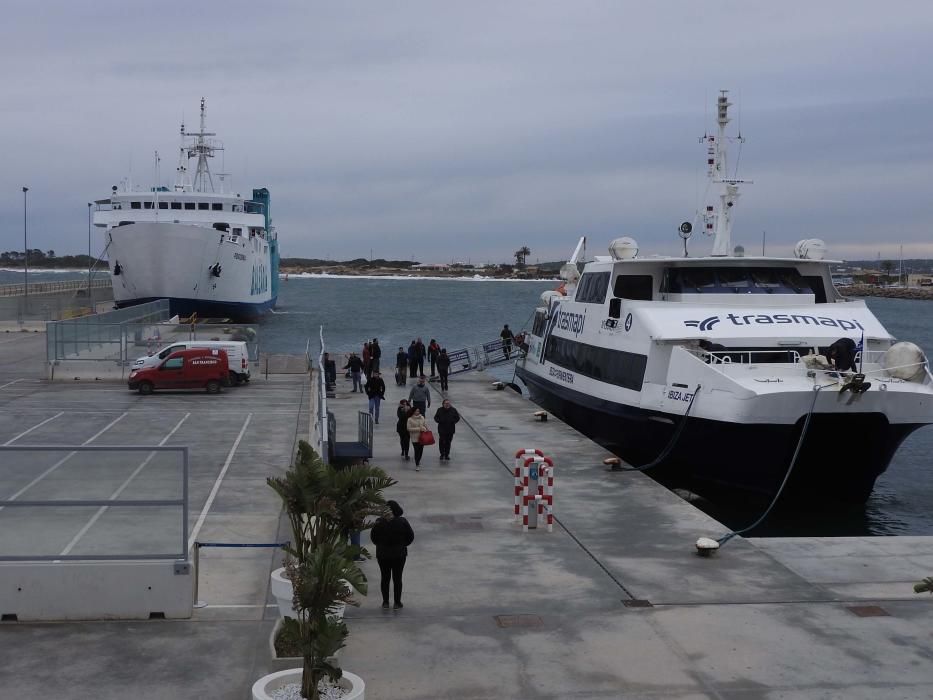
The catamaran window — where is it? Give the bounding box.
[184,203,196,210]
[575,272,611,304]
[130,202,141,210]
[531,311,547,337]
[144,202,153,209]
[171,202,182,210]
[211,203,223,211]
[112,203,122,210]
[198,203,209,211]
[232,228,242,235]
[667,267,813,295]
[544,335,646,391]
[613,275,653,300]
[802,276,827,303]
[158,202,168,210]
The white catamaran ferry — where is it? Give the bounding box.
[93,99,279,321]
[516,92,933,503]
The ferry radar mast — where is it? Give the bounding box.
[700,90,751,256]
[174,98,224,193]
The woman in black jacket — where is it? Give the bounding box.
[396,399,411,459]
[370,500,415,609]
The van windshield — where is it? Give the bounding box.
[159,345,185,359]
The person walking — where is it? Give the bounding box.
[406,407,428,470]
[428,339,440,377]
[407,340,418,380]
[396,399,411,459]
[343,353,364,393]
[362,342,372,378]
[370,500,414,610]
[433,398,460,461]
[436,348,451,391]
[408,375,431,417]
[415,338,426,376]
[395,346,408,386]
[371,338,382,374]
[500,324,513,360]
[365,371,386,424]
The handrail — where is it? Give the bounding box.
[0,277,111,298]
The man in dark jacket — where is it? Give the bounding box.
[343,353,364,393]
[436,348,451,391]
[500,324,513,359]
[407,341,418,380]
[433,399,460,460]
[370,500,415,609]
[395,346,408,386]
[415,337,426,376]
[364,371,386,424]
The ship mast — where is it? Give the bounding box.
[182,97,224,193]
[700,91,751,256]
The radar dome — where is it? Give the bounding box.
[559,263,581,282]
[882,342,927,381]
[794,239,827,260]
[609,237,639,260]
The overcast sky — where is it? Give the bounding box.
[2,1,932,264]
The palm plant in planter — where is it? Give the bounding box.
[264,440,396,699]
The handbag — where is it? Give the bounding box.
[419,429,435,446]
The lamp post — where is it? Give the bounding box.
[87,203,93,295]
[22,187,28,306]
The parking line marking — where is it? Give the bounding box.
[3,412,64,445]
[3,412,128,505]
[0,379,26,389]
[59,412,192,556]
[188,413,252,552]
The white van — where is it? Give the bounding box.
[133,340,251,385]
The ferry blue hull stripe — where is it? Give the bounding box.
[115,296,277,323]
[516,366,920,504]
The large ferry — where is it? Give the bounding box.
[93,99,279,321]
[516,92,933,503]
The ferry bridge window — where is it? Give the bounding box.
[171,202,182,210]
[211,203,223,211]
[130,202,141,210]
[158,202,168,210]
[575,271,611,304]
[613,275,653,300]
[184,202,196,210]
[544,335,646,391]
[667,267,814,295]
[144,202,153,210]
[198,203,209,211]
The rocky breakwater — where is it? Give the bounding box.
[839,285,933,300]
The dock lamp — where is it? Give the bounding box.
[22,186,29,306]
[87,202,93,293]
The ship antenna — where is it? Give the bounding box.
[700,90,752,257]
[184,97,223,193]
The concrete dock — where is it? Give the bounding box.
[1,332,933,698]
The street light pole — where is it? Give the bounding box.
[87,203,93,295]
[22,187,29,307]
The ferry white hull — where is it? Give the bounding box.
[107,222,275,321]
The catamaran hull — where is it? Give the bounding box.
[107,222,276,322]
[516,367,921,504]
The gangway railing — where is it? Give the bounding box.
[447,337,519,376]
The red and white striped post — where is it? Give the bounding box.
[514,448,544,523]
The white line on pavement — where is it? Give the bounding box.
[2,412,128,506]
[59,412,192,556]
[3,412,64,445]
[187,413,253,552]
[0,378,25,389]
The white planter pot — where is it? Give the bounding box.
[270,568,350,620]
[251,668,364,700]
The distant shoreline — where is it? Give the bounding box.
[280,272,558,282]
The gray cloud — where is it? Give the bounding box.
[2,1,933,264]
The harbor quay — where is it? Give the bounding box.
[0,332,932,698]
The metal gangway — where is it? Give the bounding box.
[446,337,522,376]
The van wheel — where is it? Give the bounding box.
[138,381,154,395]
[206,380,221,394]
[229,371,241,386]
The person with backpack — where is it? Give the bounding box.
[428,339,441,377]
[364,371,386,424]
[436,348,451,391]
